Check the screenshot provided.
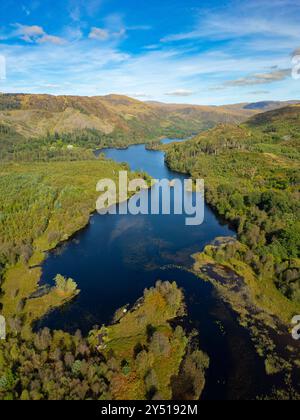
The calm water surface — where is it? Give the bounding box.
[37,139,270,400]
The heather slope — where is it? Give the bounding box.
[0,93,257,147]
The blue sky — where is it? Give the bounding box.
[0,0,299,104]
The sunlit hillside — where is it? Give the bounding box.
[0,93,258,143]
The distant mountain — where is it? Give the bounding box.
[0,93,258,146]
[243,100,299,111]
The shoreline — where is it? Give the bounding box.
[1,139,231,328]
[191,244,300,396]
[0,160,147,329]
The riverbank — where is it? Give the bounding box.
[191,238,300,398]
[162,126,300,323]
[160,125,300,398]
[0,159,142,332]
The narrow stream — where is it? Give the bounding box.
[36,139,270,400]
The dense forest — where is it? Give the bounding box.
[0,98,211,400]
[0,281,209,400]
[165,105,300,320]
[0,93,211,401]
[0,158,152,333]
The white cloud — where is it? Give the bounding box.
[1,1,300,106]
[2,38,296,102]
[165,89,194,97]
[1,39,297,105]
[102,14,127,40]
[15,24,45,42]
[224,69,291,87]
[3,24,66,45]
[38,35,66,45]
[128,92,153,99]
[88,14,129,43]
[161,1,300,44]
[89,27,109,41]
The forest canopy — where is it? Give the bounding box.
[165,105,300,312]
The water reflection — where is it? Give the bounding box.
[36,140,269,399]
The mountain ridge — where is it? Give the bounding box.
[0,93,257,141]
[0,93,298,151]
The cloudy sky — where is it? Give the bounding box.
[0,0,299,104]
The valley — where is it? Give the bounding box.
[0,98,299,400]
[0,93,270,160]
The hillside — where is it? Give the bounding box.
[246,104,300,134]
[165,104,300,161]
[165,105,300,319]
[0,93,258,153]
[243,100,299,111]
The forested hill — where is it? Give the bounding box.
[0,93,257,149]
[165,105,300,320]
[246,103,300,134]
[165,104,300,162]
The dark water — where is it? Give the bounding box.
[37,139,269,400]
